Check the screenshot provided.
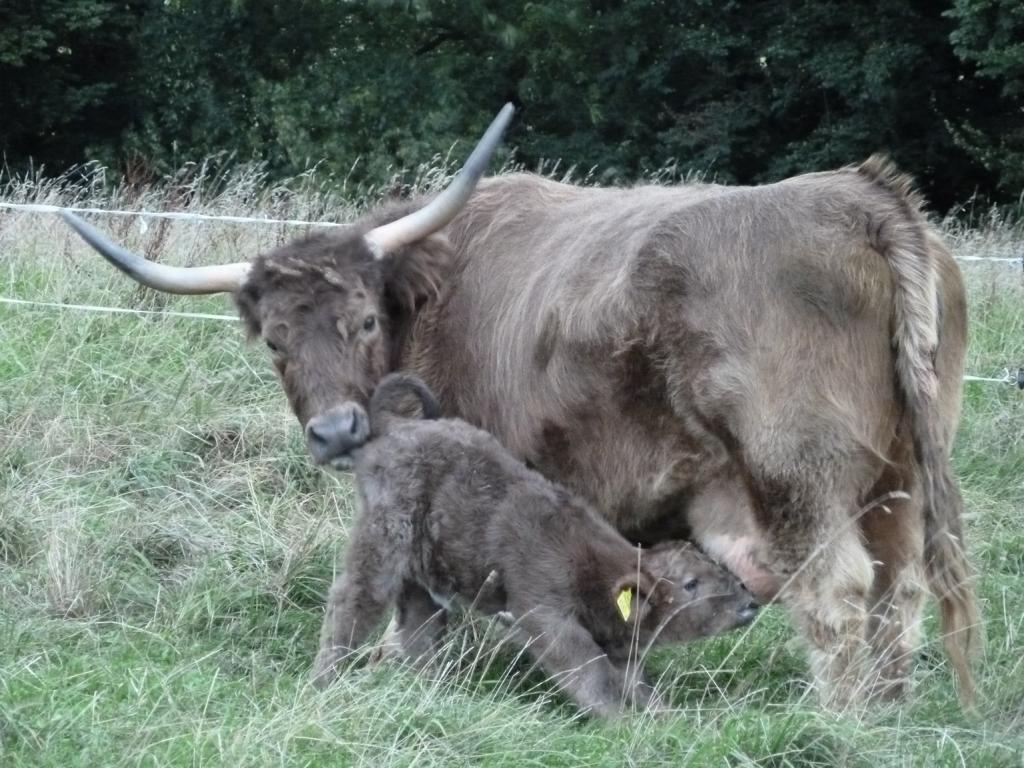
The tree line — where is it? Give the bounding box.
[1,0,1021,211]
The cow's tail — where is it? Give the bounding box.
[855,156,980,706]
[368,372,442,438]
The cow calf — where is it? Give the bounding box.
[312,373,758,718]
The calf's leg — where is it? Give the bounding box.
[506,605,652,719]
[312,530,407,689]
[395,581,449,665]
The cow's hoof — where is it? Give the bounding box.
[868,677,910,703]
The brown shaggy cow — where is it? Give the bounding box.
[60,106,979,709]
[312,372,758,718]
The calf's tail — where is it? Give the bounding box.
[368,372,442,437]
[856,155,981,706]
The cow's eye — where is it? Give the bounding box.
[362,315,376,332]
[266,340,280,353]
[684,578,699,593]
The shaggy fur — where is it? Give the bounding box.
[312,374,758,719]
[239,162,975,708]
[74,156,978,708]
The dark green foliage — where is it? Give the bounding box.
[947,0,1024,194]
[0,0,149,172]
[1,0,1021,209]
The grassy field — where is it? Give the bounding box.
[1,170,1023,767]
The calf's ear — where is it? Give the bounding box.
[381,233,452,315]
[610,571,660,624]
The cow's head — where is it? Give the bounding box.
[60,105,514,469]
[231,214,452,468]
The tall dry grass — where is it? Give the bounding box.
[1,161,1022,767]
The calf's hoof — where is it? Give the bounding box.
[638,686,670,716]
[311,650,344,690]
[367,638,403,666]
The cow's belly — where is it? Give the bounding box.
[531,416,779,601]
[524,405,726,530]
[445,333,779,595]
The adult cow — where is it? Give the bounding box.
[61,105,978,708]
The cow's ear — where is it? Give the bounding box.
[381,232,452,315]
[234,279,262,338]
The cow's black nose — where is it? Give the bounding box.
[305,404,368,464]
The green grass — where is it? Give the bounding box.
[1,175,1023,767]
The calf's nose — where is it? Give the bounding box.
[737,598,761,622]
[305,404,368,464]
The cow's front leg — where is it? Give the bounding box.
[312,570,398,688]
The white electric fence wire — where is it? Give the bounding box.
[962,369,1018,385]
[0,296,237,322]
[0,201,346,228]
[955,256,1021,263]
[1,296,1018,386]
[1,201,1022,264]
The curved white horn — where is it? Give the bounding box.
[364,103,515,257]
[60,211,250,294]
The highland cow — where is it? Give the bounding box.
[60,104,978,708]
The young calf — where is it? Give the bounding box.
[312,373,759,717]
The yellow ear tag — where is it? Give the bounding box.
[616,587,633,621]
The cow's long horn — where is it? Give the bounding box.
[364,103,515,257]
[60,211,250,294]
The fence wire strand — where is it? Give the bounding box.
[2,200,1020,387]
[1,201,1022,266]
[0,201,346,228]
[0,296,237,322]
[1,295,1019,387]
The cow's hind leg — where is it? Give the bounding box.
[861,464,925,702]
[747,459,877,710]
[782,526,874,709]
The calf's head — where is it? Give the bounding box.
[620,541,759,645]
[58,105,514,468]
